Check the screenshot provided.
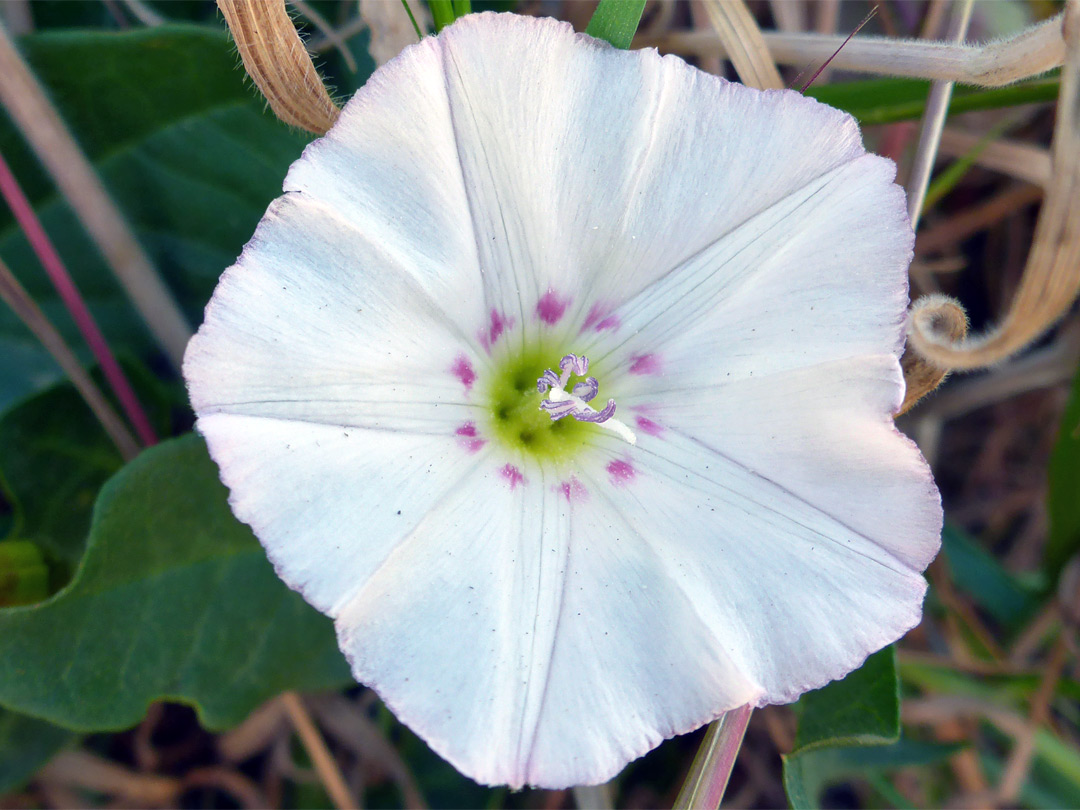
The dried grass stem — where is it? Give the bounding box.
[907,1,1080,370]
[218,0,341,135]
[636,13,1065,86]
[0,24,191,369]
[0,256,140,460]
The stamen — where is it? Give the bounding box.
[574,399,616,423]
[537,369,562,392]
[537,353,637,445]
[539,398,577,420]
[571,378,598,402]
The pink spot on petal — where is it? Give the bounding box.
[557,477,588,502]
[479,310,515,352]
[607,460,635,486]
[501,464,525,490]
[582,303,604,331]
[629,353,661,375]
[635,416,663,436]
[490,310,508,342]
[536,290,570,325]
[582,303,619,333]
[451,355,476,391]
[456,422,486,453]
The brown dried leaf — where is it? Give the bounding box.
[899,295,969,415]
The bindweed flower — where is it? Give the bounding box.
[184,12,941,789]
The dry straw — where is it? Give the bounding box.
[217,0,341,135]
[907,2,1080,372]
[699,0,784,90]
[0,256,140,461]
[638,10,1067,86]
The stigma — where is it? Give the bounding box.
[537,354,637,445]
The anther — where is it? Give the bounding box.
[537,354,636,445]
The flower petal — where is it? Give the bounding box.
[285,13,868,340]
[184,194,482,430]
[281,37,488,342]
[586,390,938,704]
[588,151,912,389]
[418,14,866,334]
[627,354,941,579]
[334,466,758,788]
[196,412,487,615]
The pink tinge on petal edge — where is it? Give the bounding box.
[635,415,663,436]
[582,303,619,333]
[479,309,515,351]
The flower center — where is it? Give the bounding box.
[483,345,632,461]
[537,354,636,445]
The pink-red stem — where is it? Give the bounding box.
[0,150,157,447]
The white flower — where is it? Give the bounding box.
[183,12,941,790]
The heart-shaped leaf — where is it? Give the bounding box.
[0,434,350,732]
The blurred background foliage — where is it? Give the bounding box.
[0,1,1077,808]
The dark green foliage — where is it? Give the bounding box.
[0,435,350,733]
[0,26,311,409]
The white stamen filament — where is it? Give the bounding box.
[544,386,637,445]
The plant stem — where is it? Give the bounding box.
[673,704,753,810]
[0,23,192,368]
[0,256,139,461]
[905,0,975,228]
[280,691,360,810]
[0,150,158,447]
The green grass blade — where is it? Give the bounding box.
[400,0,423,39]
[808,77,1059,126]
[428,0,456,32]
[585,0,646,49]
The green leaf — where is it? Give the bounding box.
[0,362,173,579]
[941,524,1044,630]
[806,77,1059,126]
[793,647,900,753]
[0,708,75,793]
[0,26,314,410]
[783,739,961,810]
[0,541,48,607]
[0,434,350,732]
[1047,363,1080,579]
[585,0,647,49]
